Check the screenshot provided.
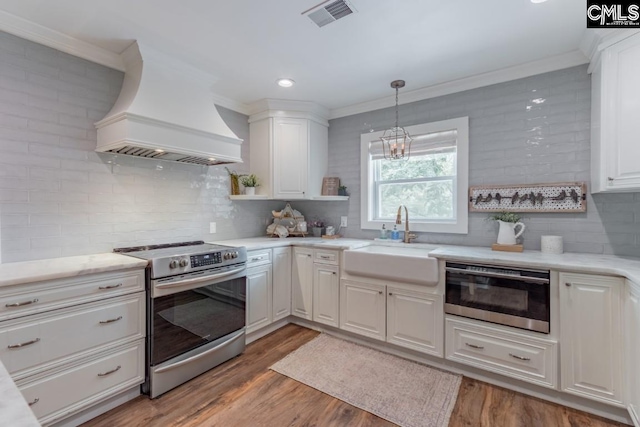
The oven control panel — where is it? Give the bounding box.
[190,252,223,267]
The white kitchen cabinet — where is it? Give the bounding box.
[626,279,640,424]
[559,272,624,406]
[591,32,640,193]
[313,263,339,327]
[340,279,386,341]
[387,285,443,357]
[246,264,273,334]
[292,247,314,320]
[272,247,292,322]
[249,101,328,199]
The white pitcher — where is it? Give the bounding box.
[496,220,525,245]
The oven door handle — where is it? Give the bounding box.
[154,330,245,374]
[154,267,246,289]
[445,267,549,284]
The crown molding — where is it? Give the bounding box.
[247,99,330,125]
[329,50,589,120]
[0,10,125,71]
[211,93,251,116]
[581,29,640,73]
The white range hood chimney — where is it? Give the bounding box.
[95,42,243,166]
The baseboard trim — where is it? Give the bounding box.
[287,318,632,425]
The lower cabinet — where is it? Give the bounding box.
[313,263,340,327]
[272,247,292,322]
[340,279,443,355]
[559,272,624,406]
[17,340,144,426]
[626,279,640,423]
[387,285,443,357]
[340,280,386,340]
[246,264,273,334]
[292,247,314,320]
[445,317,557,389]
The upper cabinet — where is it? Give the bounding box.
[591,32,640,193]
[249,100,329,199]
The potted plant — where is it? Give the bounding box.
[338,185,348,196]
[489,211,526,245]
[308,219,325,237]
[240,174,260,196]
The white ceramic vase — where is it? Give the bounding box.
[497,220,525,245]
[245,187,256,196]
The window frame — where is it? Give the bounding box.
[360,117,469,234]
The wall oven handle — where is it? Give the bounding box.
[154,330,245,374]
[155,267,246,289]
[445,267,549,284]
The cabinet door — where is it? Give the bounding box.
[340,279,385,341]
[559,272,624,406]
[272,247,292,322]
[313,264,339,327]
[387,286,443,357]
[600,33,640,191]
[626,280,640,423]
[292,247,313,320]
[273,117,308,199]
[246,265,272,334]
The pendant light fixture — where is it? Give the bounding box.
[380,80,412,160]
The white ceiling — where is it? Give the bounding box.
[0,0,589,114]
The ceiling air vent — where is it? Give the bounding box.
[304,0,357,28]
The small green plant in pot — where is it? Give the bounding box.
[489,211,525,245]
[240,174,260,196]
[338,185,348,196]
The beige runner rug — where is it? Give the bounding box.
[270,334,461,427]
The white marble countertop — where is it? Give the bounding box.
[0,360,40,426]
[0,253,148,288]
[212,237,640,284]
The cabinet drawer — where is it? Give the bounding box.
[247,249,272,266]
[445,318,557,389]
[0,269,144,322]
[0,293,145,380]
[314,249,339,265]
[17,340,144,426]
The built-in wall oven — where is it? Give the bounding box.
[445,262,551,333]
[115,241,247,398]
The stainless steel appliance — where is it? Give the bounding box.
[444,262,550,333]
[115,241,247,398]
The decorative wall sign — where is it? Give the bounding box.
[321,177,340,196]
[469,182,587,213]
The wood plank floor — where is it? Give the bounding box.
[83,324,627,427]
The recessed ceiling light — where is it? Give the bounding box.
[277,78,295,88]
[530,0,548,3]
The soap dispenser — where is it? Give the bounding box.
[380,224,388,239]
[391,225,399,240]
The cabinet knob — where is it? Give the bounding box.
[378,291,383,295]
[565,282,571,287]
[607,177,614,181]
[388,292,393,296]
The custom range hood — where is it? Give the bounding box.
[95,42,243,166]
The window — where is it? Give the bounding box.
[360,117,469,234]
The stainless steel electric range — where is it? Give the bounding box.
[115,241,247,398]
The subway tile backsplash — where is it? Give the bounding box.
[300,65,640,258]
[1,31,639,261]
[0,32,281,263]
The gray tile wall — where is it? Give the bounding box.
[299,65,640,257]
[0,32,281,263]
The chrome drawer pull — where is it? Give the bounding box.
[99,283,122,290]
[5,299,38,308]
[250,256,264,261]
[320,255,331,259]
[8,338,40,349]
[465,343,484,350]
[98,365,121,377]
[509,353,531,361]
[99,316,123,324]
[27,398,39,407]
